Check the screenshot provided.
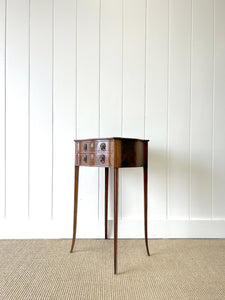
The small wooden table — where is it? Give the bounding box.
[70,137,150,274]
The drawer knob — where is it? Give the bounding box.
[83,143,87,151]
[83,155,87,163]
[100,143,106,151]
[100,154,105,164]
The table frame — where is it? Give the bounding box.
[70,137,150,274]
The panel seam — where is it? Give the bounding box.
[121,0,124,220]
[143,0,147,139]
[211,0,215,220]
[121,0,124,138]
[189,0,193,221]
[75,0,78,139]
[28,0,31,219]
[51,0,55,220]
[166,0,170,221]
[97,0,102,221]
[98,0,101,138]
[4,0,7,219]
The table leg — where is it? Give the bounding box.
[70,166,79,253]
[144,165,150,256]
[114,168,119,274]
[105,168,109,239]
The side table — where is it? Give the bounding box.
[70,137,150,274]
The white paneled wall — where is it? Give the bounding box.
[0,0,225,238]
[168,0,191,219]
[146,0,168,221]
[191,0,214,219]
[0,0,6,220]
[5,0,29,221]
[29,0,53,221]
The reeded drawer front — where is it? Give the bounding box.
[76,140,113,153]
[75,153,113,167]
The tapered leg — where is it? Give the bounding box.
[70,166,79,253]
[144,165,150,256]
[114,168,119,274]
[105,168,109,239]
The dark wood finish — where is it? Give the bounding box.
[75,153,113,167]
[74,137,148,168]
[114,168,119,274]
[70,166,79,253]
[144,142,150,256]
[71,137,150,274]
[76,140,114,153]
[144,166,150,256]
[114,139,146,168]
[105,167,109,239]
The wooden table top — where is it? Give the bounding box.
[74,137,149,142]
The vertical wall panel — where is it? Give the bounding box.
[1,0,225,239]
[191,0,214,219]
[77,0,100,139]
[99,0,122,222]
[146,0,168,220]
[100,0,122,138]
[52,0,76,231]
[168,0,191,219]
[213,0,225,218]
[0,0,6,219]
[5,0,29,219]
[76,0,99,230]
[122,0,146,220]
[30,0,53,220]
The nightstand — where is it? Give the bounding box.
[70,137,150,274]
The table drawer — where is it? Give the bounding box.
[76,140,113,153]
[75,153,113,167]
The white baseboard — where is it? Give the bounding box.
[116,219,225,239]
[1,219,225,239]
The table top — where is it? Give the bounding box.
[74,137,149,142]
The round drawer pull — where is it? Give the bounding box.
[83,155,87,163]
[83,143,87,151]
[100,143,106,151]
[100,154,105,164]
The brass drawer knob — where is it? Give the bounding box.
[83,155,87,163]
[100,143,106,151]
[83,143,87,151]
[100,154,105,164]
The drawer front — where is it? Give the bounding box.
[75,153,113,167]
[76,141,95,153]
[76,140,113,153]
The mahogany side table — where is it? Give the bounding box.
[70,137,150,274]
